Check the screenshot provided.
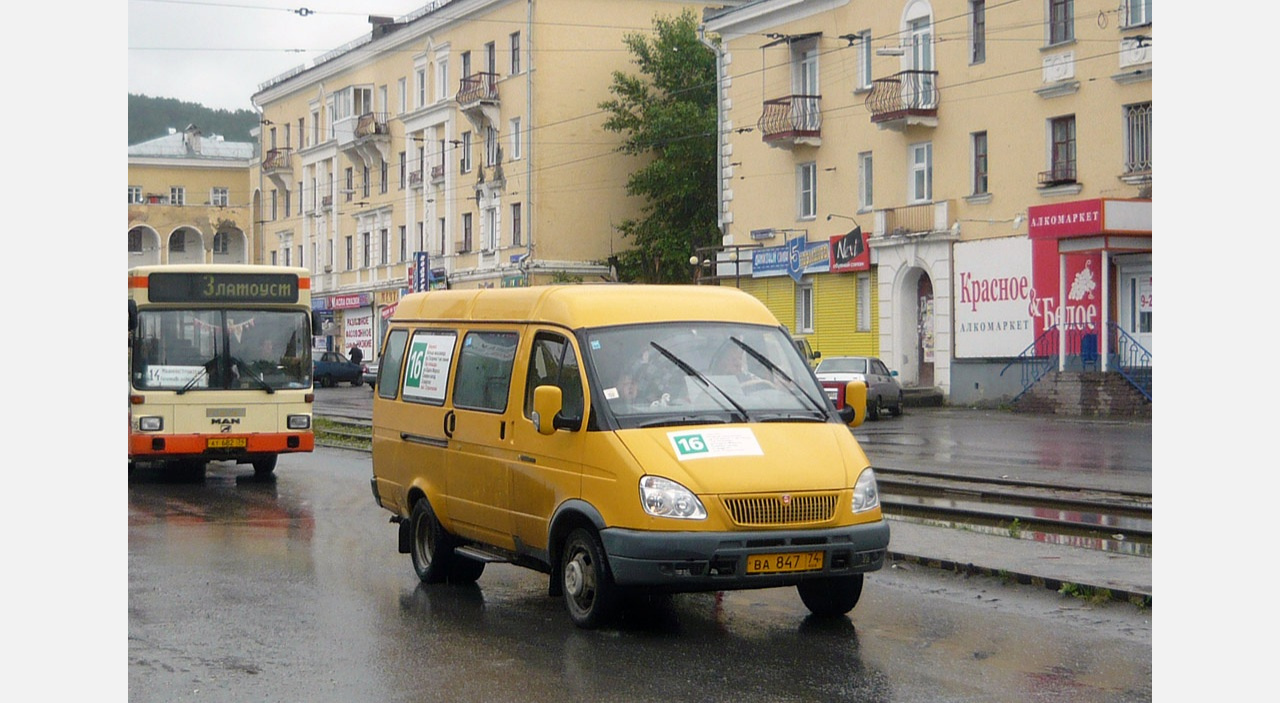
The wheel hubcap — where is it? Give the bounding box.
[565,554,585,597]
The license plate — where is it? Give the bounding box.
[745,551,824,575]
[207,437,248,449]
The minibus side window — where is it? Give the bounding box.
[524,332,583,421]
[377,328,409,399]
[453,331,518,412]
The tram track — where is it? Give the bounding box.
[312,412,1151,551]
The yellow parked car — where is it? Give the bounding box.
[369,285,888,628]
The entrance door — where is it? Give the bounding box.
[917,275,934,388]
[1119,265,1152,355]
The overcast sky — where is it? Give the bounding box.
[129,0,428,112]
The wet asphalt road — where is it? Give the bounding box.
[127,391,1153,702]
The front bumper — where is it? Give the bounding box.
[600,520,890,591]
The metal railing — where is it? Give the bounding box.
[457,72,499,104]
[866,70,938,123]
[757,95,821,141]
[262,148,292,170]
[355,112,390,138]
[1000,322,1152,402]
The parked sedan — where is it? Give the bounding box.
[815,356,903,420]
[313,351,364,388]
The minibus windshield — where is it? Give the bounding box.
[585,322,829,429]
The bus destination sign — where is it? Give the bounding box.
[149,272,300,304]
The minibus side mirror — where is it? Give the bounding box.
[838,381,867,427]
[532,385,564,435]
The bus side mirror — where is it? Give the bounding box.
[532,385,563,435]
[128,300,137,332]
[311,313,323,336]
[838,381,867,427]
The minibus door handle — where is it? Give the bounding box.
[443,410,455,438]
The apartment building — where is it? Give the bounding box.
[250,0,744,360]
[703,0,1152,404]
[127,125,256,267]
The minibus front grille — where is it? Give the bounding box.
[722,493,839,526]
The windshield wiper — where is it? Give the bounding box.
[635,414,734,429]
[729,338,829,415]
[176,362,211,395]
[233,358,276,394]
[648,342,751,423]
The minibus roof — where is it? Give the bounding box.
[390,285,781,329]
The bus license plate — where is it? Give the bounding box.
[745,551,823,575]
[207,438,248,449]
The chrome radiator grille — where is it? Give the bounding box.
[722,493,839,527]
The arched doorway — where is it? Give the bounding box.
[167,226,206,265]
[916,274,934,387]
[128,225,161,266]
[893,266,935,389]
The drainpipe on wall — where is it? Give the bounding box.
[698,24,725,244]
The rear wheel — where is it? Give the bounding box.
[318,374,334,388]
[560,528,619,629]
[410,499,461,584]
[889,393,904,417]
[867,396,881,421]
[252,454,278,477]
[797,574,864,617]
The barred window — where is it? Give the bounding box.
[1124,102,1152,175]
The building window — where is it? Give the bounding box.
[1124,0,1151,27]
[129,228,144,252]
[461,131,473,173]
[398,77,407,114]
[399,151,407,189]
[271,190,278,220]
[462,213,473,252]
[283,243,292,266]
[380,228,389,265]
[345,236,353,270]
[510,31,521,74]
[438,218,447,256]
[485,208,498,251]
[510,117,522,160]
[170,186,185,206]
[797,162,817,220]
[416,68,427,107]
[345,168,354,202]
[169,233,186,253]
[857,273,872,332]
[311,109,321,145]
[417,221,425,253]
[362,232,371,268]
[972,131,989,195]
[128,185,142,204]
[858,152,873,211]
[511,202,522,246]
[298,181,303,213]
[1124,102,1152,175]
[435,60,449,102]
[285,188,292,218]
[213,231,229,255]
[1049,0,1074,45]
[399,225,407,262]
[1049,115,1076,182]
[271,251,278,265]
[380,161,388,194]
[362,166,371,198]
[485,127,500,167]
[970,2,986,64]
[796,283,814,334]
[909,142,933,203]
[855,30,872,90]
[297,244,303,268]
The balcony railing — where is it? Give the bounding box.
[409,170,423,187]
[262,147,292,171]
[457,72,499,105]
[866,70,939,127]
[430,164,445,183]
[1038,163,1077,187]
[355,112,390,138]
[876,200,953,237]
[758,95,822,144]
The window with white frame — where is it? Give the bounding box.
[796,283,814,333]
[485,207,498,251]
[417,68,428,107]
[857,273,872,332]
[271,190,278,220]
[381,228,389,265]
[970,1,986,64]
[213,231,230,255]
[129,185,142,204]
[398,77,407,113]
[485,126,499,167]
[856,30,873,89]
[311,108,321,145]
[399,225,407,261]
[1049,0,1074,45]
[1049,115,1076,182]
[435,59,449,102]
[462,213,473,252]
[362,232,371,268]
[170,186,185,206]
[1124,0,1151,27]
[909,142,933,203]
[1123,102,1152,175]
[858,152,873,211]
[510,117,522,160]
[511,202,522,246]
[797,162,817,220]
[461,131,473,172]
[972,131,989,195]
[510,31,521,74]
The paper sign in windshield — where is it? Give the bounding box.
[668,428,763,460]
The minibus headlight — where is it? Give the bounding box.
[639,476,707,520]
[287,414,311,430]
[852,468,880,513]
[139,416,163,432]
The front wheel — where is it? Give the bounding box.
[866,396,881,421]
[410,499,461,584]
[318,374,334,388]
[797,574,864,617]
[560,528,619,629]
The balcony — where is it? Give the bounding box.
[457,72,500,129]
[873,200,954,238]
[336,111,391,167]
[262,148,292,190]
[757,95,821,148]
[409,170,423,188]
[1038,163,1077,188]
[430,164,445,184]
[866,70,939,131]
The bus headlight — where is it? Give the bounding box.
[639,476,707,520]
[852,468,880,513]
[287,415,311,430]
[139,416,163,432]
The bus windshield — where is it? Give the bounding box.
[131,309,312,391]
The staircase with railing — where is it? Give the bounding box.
[1000,322,1151,412]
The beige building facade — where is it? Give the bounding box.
[703,0,1152,403]
[250,0,744,360]
[128,125,256,268]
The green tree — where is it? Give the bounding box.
[599,10,719,283]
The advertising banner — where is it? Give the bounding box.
[829,227,870,273]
